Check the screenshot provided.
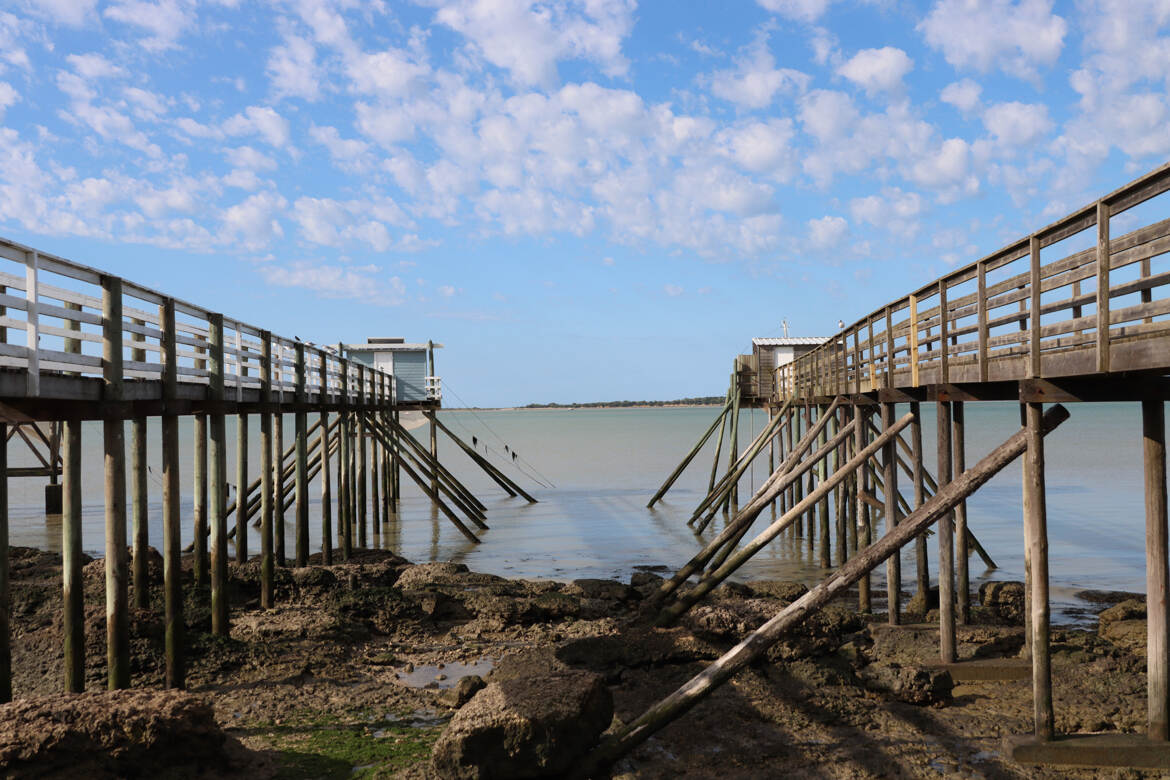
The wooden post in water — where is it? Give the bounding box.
[428,341,438,495]
[63,418,83,692]
[883,401,900,625]
[0,423,7,703]
[910,402,929,600]
[954,401,969,624]
[357,364,367,548]
[209,314,230,636]
[937,400,956,663]
[1025,401,1053,740]
[259,332,274,609]
[295,342,309,566]
[102,276,129,690]
[319,349,333,565]
[159,298,183,689]
[1144,399,1169,741]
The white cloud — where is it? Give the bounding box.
[66,53,125,81]
[850,187,924,238]
[261,261,407,306]
[906,137,979,202]
[267,33,322,101]
[0,82,18,118]
[837,47,913,95]
[664,283,684,296]
[432,0,635,86]
[717,119,796,178]
[223,105,291,148]
[103,0,195,52]
[982,101,1051,146]
[221,191,287,250]
[756,0,833,23]
[807,215,847,249]
[437,284,456,297]
[919,0,1067,82]
[346,48,429,97]
[707,37,810,109]
[940,78,982,113]
[22,0,98,27]
[224,145,277,171]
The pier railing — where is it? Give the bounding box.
[0,238,413,410]
[775,163,1170,401]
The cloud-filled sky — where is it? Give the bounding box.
[1,0,1168,405]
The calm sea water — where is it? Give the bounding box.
[6,404,1156,622]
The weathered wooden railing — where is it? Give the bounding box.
[0,237,409,411]
[775,163,1170,401]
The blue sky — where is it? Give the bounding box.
[0,0,1167,406]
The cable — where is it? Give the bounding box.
[438,381,556,489]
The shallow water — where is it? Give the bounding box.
[5,403,1156,622]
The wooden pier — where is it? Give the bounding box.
[0,237,532,700]
[620,162,1170,773]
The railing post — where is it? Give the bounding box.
[102,275,129,691]
[159,297,183,689]
[1096,201,1111,373]
[24,252,38,397]
[938,280,949,385]
[295,341,309,566]
[908,295,919,387]
[1029,235,1042,378]
[977,261,989,383]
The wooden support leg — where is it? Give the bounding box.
[937,400,956,663]
[1146,399,1165,743]
[320,411,333,565]
[341,412,352,560]
[236,413,248,563]
[910,402,929,600]
[857,407,871,612]
[1025,402,1053,740]
[193,415,208,588]
[1021,403,1033,661]
[132,417,149,610]
[162,412,183,689]
[0,423,9,703]
[954,401,969,624]
[295,410,309,566]
[104,417,129,690]
[210,412,230,636]
[358,417,367,548]
[63,419,83,692]
[371,432,380,535]
[273,414,284,565]
[1145,399,1169,741]
[883,402,900,626]
[260,409,273,609]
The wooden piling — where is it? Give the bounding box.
[260,332,274,609]
[320,351,333,564]
[236,408,248,563]
[209,314,230,636]
[193,413,208,588]
[357,365,367,549]
[274,411,284,566]
[857,406,871,612]
[1144,399,1169,741]
[63,418,83,692]
[910,402,929,599]
[160,298,183,689]
[883,401,900,625]
[648,397,733,507]
[102,276,129,690]
[132,418,148,610]
[295,342,309,567]
[340,359,352,560]
[937,400,956,663]
[954,401,969,624]
[1025,401,1054,740]
[0,424,8,703]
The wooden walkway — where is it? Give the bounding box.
[744,162,1170,406]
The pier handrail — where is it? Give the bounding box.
[0,237,406,408]
[773,162,1170,401]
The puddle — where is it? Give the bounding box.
[383,708,449,729]
[393,658,494,689]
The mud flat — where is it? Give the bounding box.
[0,544,1159,778]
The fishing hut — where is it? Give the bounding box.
[610,162,1170,775]
[0,238,535,703]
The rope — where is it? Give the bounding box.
[438,381,556,489]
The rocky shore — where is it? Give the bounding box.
[0,544,1159,778]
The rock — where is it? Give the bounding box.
[718,580,808,602]
[862,664,954,705]
[566,579,636,602]
[431,671,613,779]
[1076,589,1144,606]
[441,675,488,708]
[396,562,471,589]
[1100,598,1146,626]
[630,571,664,590]
[1101,619,1147,654]
[980,581,1025,625]
[0,689,249,778]
[292,565,337,593]
[906,586,939,616]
